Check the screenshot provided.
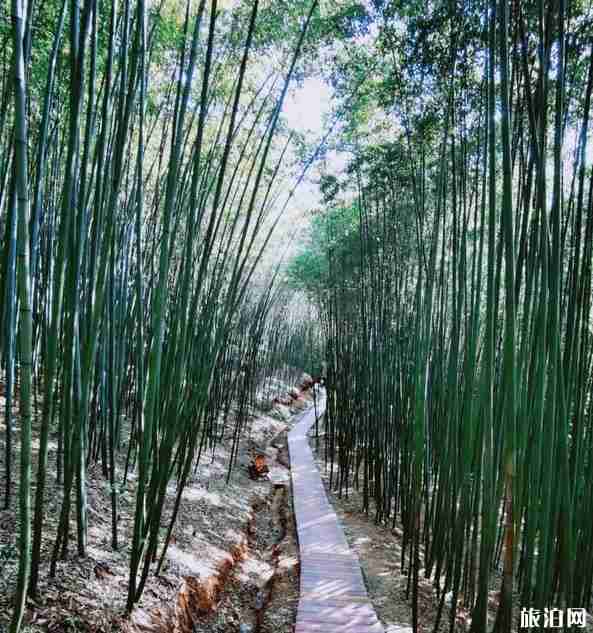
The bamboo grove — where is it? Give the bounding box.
[1,0,323,630]
[290,0,593,631]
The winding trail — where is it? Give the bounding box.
[288,400,385,633]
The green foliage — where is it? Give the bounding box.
[290,3,593,632]
[1,1,322,630]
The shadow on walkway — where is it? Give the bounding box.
[288,402,384,633]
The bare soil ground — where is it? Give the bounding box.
[194,441,300,633]
[0,387,313,633]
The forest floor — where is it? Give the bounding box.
[309,432,486,633]
[0,382,313,633]
[309,434,593,633]
[312,457,593,633]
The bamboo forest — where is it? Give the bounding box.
[0,0,592,632]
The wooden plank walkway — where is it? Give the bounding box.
[288,401,385,633]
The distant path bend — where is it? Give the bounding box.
[288,400,385,633]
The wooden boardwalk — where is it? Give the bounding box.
[288,401,385,633]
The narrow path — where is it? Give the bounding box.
[288,401,385,633]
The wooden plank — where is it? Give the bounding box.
[288,402,385,633]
